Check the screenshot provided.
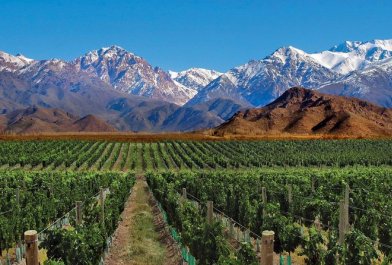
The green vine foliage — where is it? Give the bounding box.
[0,170,126,253]
[40,173,135,265]
[342,229,379,265]
[147,172,253,264]
[147,168,392,263]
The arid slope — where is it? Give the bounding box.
[211,87,392,137]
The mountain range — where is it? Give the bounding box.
[0,39,391,132]
[188,39,392,108]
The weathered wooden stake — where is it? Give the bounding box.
[287,184,292,205]
[76,201,82,225]
[245,229,250,243]
[262,187,267,218]
[206,201,213,225]
[338,184,350,244]
[100,188,105,227]
[314,215,322,231]
[182,188,187,199]
[260,230,275,265]
[16,188,20,205]
[229,218,234,237]
[24,230,38,265]
[338,200,349,244]
[311,177,316,193]
[344,184,350,210]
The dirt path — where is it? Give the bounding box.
[104,177,181,265]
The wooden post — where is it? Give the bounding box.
[338,200,348,244]
[182,188,187,199]
[262,187,267,218]
[245,229,250,243]
[314,215,322,231]
[76,201,82,225]
[24,230,38,265]
[311,177,316,193]
[287,184,292,205]
[229,218,234,237]
[344,184,350,212]
[100,188,105,227]
[344,184,350,229]
[206,201,213,225]
[16,188,20,205]
[338,184,350,244]
[260,230,274,265]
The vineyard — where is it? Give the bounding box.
[0,140,391,171]
[147,167,392,264]
[0,139,391,264]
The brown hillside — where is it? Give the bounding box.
[72,115,117,132]
[211,87,392,137]
[1,106,116,134]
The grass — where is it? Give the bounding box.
[125,180,166,265]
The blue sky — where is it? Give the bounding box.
[1,0,391,72]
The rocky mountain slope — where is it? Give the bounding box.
[319,58,392,107]
[188,46,339,107]
[312,39,392,74]
[1,106,117,133]
[190,39,392,108]
[169,68,222,91]
[211,87,392,137]
[73,46,196,105]
[1,39,392,133]
[0,51,234,132]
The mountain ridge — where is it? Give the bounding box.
[210,87,392,137]
[2,106,117,134]
[1,39,392,133]
[190,39,392,108]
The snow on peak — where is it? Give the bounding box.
[329,40,364,52]
[310,39,392,74]
[171,68,222,91]
[168,70,179,79]
[76,45,139,66]
[267,46,308,64]
[0,51,34,72]
[330,39,392,53]
[15,53,33,63]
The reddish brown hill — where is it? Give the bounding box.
[211,87,392,137]
[1,106,117,134]
[72,115,117,132]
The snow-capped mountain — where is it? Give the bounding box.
[0,49,230,132]
[169,68,222,91]
[1,38,392,132]
[189,39,392,108]
[72,46,196,105]
[187,46,339,107]
[309,39,392,74]
[319,57,392,107]
[0,51,33,72]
